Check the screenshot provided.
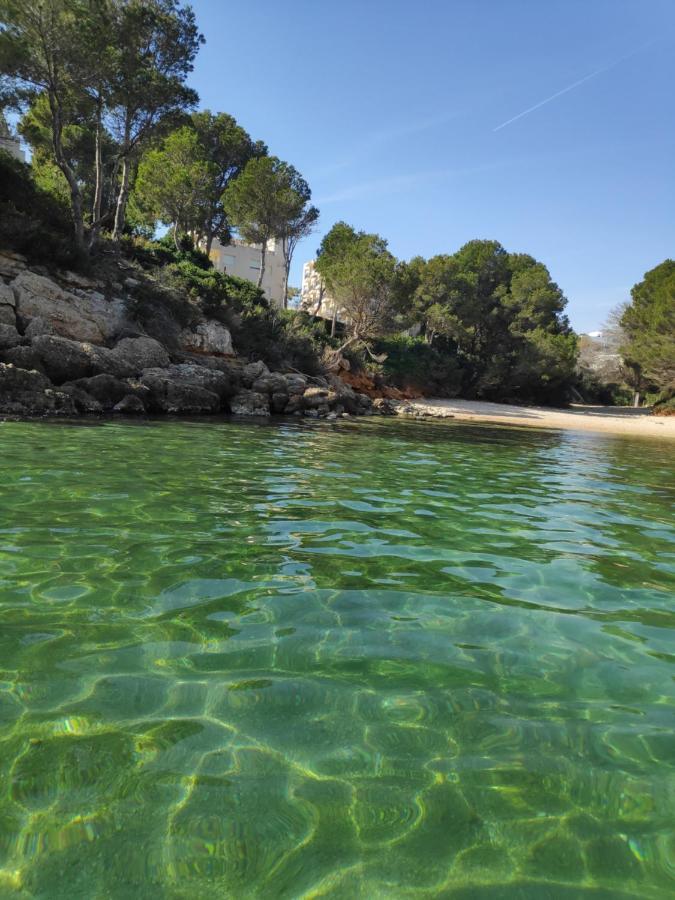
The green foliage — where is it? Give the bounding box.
[1,0,202,248]
[0,151,82,267]
[621,260,675,392]
[230,309,331,374]
[131,112,266,250]
[373,335,463,396]
[315,222,399,343]
[126,234,267,319]
[397,239,576,403]
[222,155,315,294]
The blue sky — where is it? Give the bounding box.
[194,2,671,330]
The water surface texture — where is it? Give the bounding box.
[0,418,673,899]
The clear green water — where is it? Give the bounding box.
[0,418,673,899]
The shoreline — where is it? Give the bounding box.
[396,398,675,439]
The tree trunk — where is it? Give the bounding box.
[633,391,641,407]
[205,233,213,257]
[48,92,85,251]
[257,242,266,290]
[112,153,131,242]
[112,121,132,243]
[172,221,180,250]
[89,98,104,250]
[331,304,338,337]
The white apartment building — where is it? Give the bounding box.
[300,259,345,323]
[209,238,286,308]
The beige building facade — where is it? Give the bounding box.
[209,238,286,308]
[300,259,345,323]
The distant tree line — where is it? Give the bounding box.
[314,223,578,403]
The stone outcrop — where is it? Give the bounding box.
[0,324,21,350]
[12,271,129,343]
[179,320,233,355]
[0,363,76,416]
[108,336,170,376]
[0,257,388,420]
[230,390,270,416]
[139,369,222,414]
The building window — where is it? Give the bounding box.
[249,263,261,271]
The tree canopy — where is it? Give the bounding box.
[621,260,675,393]
[222,156,316,292]
[315,222,399,351]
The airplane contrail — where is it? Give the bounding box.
[493,43,654,132]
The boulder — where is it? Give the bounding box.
[0,306,16,326]
[251,372,289,395]
[0,363,50,395]
[0,324,21,350]
[146,363,233,399]
[67,374,130,409]
[302,386,338,409]
[58,385,103,414]
[0,345,46,373]
[242,360,269,387]
[24,316,55,340]
[271,391,290,414]
[31,334,96,383]
[0,282,16,308]
[229,390,270,416]
[140,370,221,414]
[283,373,308,395]
[12,271,128,343]
[0,252,26,279]
[284,395,304,415]
[109,336,169,376]
[30,334,135,382]
[179,320,233,355]
[113,394,146,415]
[0,364,76,417]
[373,397,398,416]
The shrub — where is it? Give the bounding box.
[372,334,463,396]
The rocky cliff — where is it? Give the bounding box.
[0,250,385,419]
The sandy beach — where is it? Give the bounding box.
[400,398,675,440]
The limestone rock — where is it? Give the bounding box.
[242,360,269,387]
[229,390,270,416]
[58,385,103,414]
[0,345,45,373]
[24,316,55,339]
[67,374,130,409]
[31,335,96,383]
[0,363,76,416]
[302,386,338,409]
[373,397,398,416]
[0,324,21,350]
[283,373,308,395]
[13,271,128,343]
[0,363,50,395]
[141,364,231,400]
[179,320,233,355]
[140,370,221,414]
[113,394,146,415]
[271,391,290,413]
[0,252,26,279]
[0,306,16,326]
[109,336,169,376]
[0,282,16,308]
[251,372,289,395]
